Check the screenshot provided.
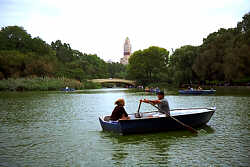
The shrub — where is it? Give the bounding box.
[0,77,85,91]
[83,81,101,89]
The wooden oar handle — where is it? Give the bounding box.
[135,101,142,118]
[137,101,142,113]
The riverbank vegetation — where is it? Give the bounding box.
[0,26,125,90]
[0,27,126,81]
[0,77,103,91]
[127,12,250,87]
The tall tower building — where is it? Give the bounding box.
[120,37,131,64]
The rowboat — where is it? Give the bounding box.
[99,107,216,135]
[144,87,160,93]
[178,90,216,95]
[60,88,75,92]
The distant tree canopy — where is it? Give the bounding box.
[168,45,198,85]
[127,12,250,86]
[192,12,250,84]
[0,26,126,81]
[107,62,127,78]
[127,46,169,85]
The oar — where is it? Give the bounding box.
[149,103,198,134]
[135,101,142,118]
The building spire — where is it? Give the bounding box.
[120,37,132,64]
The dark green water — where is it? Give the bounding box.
[0,88,249,167]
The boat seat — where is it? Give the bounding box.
[104,116,111,121]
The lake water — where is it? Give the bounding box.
[0,88,249,167]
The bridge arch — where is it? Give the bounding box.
[90,78,136,86]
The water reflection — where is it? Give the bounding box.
[99,122,216,166]
[100,126,214,145]
[0,92,52,127]
[100,130,200,165]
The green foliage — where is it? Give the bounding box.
[51,40,75,62]
[0,77,84,91]
[107,62,126,78]
[0,50,27,78]
[169,45,198,85]
[0,50,56,78]
[127,46,169,85]
[0,26,31,52]
[83,81,101,89]
[192,12,250,83]
[0,26,125,88]
[78,53,109,79]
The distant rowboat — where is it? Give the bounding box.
[178,90,216,95]
[145,87,160,94]
[99,107,216,135]
[60,88,75,92]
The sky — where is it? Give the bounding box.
[0,0,249,62]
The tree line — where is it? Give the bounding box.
[0,12,249,87]
[0,26,126,81]
[127,12,250,86]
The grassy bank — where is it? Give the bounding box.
[0,77,101,91]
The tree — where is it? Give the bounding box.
[107,62,126,78]
[51,40,75,62]
[30,37,54,56]
[127,46,169,85]
[192,28,236,81]
[0,26,32,52]
[169,45,198,85]
[192,12,250,84]
[237,12,250,34]
[0,51,27,78]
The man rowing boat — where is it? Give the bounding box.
[140,91,170,115]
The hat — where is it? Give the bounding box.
[157,91,164,96]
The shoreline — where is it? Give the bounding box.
[1,77,250,92]
[1,85,250,92]
[181,85,250,89]
[0,77,101,91]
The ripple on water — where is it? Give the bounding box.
[0,90,249,166]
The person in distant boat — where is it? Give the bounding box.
[198,86,202,90]
[140,91,170,115]
[110,98,129,121]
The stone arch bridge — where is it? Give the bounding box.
[90,78,136,86]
